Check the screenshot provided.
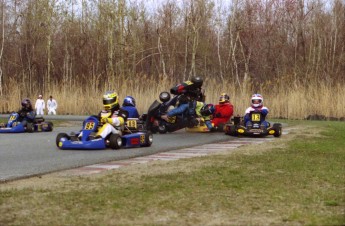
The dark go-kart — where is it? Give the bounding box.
[56,115,153,150]
[224,112,282,137]
[0,112,53,133]
[145,92,200,134]
[145,77,205,134]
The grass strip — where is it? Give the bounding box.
[0,121,344,225]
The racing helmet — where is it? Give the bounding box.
[103,91,119,111]
[251,93,263,108]
[191,76,203,87]
[123,96,136,107]
[200,103,215,116]
[21,98,32,109]
[219,93,230,103]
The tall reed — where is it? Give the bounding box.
[0,75,344,119]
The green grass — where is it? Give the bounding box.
[0,121,344,225]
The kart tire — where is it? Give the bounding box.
[272,123,282,137]
[217,123,225,132]
[44,122,54,131]
[158,124,167,134]
[141,131,153,147]
[26,123,34,133]
[159,92,171,103]
[48,122,54,131]
[225,124,238,136]
[109,134,122,150]
[56,133,69,148]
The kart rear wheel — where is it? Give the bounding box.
[225,124,238,136]
[141,131,153,147]
[26,123,34,133]
[158,124,167,134]
[48,122,54,131]
[272,123,282,137]
[109,134,122,149]
[56,133,69,148]
[42,122,53,131]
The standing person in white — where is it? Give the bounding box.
[35,94,45,115]
[47,95,58,115]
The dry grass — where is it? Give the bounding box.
[0,75,344,119]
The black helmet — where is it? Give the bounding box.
[21,98,32,109]
[191,76,203,87]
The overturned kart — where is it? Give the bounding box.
[0,112,53,133]
[56,115,152,150]
[145,92,200,134]
[224,112,282,137]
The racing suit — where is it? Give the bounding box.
[163,100,199,127]
[212,102,234,127]
[96,109,126,138]
[121,106,139,118]
[17,108,36,127]
[244,106,269,127]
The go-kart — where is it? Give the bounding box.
[56,115,153,150]
[145,92,200,134]
[145,77,205,134]
[224,112,282,137]
[0,112,53,133]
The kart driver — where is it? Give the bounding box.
[121,96,139,118]
[212,93,234,129]
[161,94,207,128]
[17,98,36,127]
[96,91,128,139]
[244,93,269,127]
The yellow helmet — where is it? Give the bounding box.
[219,93,230,103]
[103,91,119,111]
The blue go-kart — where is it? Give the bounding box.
[56,115,153,150]
[0,112,53,133]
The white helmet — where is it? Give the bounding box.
[251,94,263,108]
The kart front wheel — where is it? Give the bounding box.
[225,124,238,136]
[56,133,69,148]
[26,123,34,133]
[109,134,122,149]
[141,131,153,147]
[158,124,167,134]
[272,123,282,137]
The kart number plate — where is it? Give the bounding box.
[251,113,261,122]
[84,122,95,130]
[250,129,263,133]
[9,115,17,121]
[127,120,137,128]
[140,134,145,144]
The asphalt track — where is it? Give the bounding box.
[0,115,233,182]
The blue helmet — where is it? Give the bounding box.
[123,96,136,107]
